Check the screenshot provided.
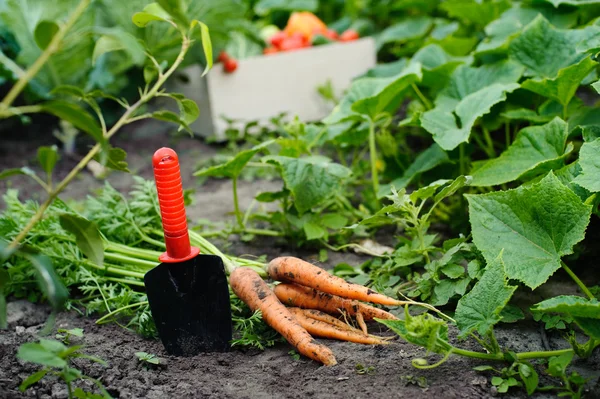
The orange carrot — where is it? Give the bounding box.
[229,267,337,366]
[292,308,354,330]
[287,307,388,345]
[269,257,404,306]
[273,283,399,321]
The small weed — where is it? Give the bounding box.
[56,328,84,345]
[288,349,301,361]
[17,338,110,399]
[135,352,162,368]
[400,375,428,389]
[355,363,375,375]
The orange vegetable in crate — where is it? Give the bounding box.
[223,58,238,73]
[280,36,307,52]
[263,46,279,55]
[284,12,327,42]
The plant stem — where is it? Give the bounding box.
[368,120,380,202]
[8,33,192,250]
[561,261,594,300]
[242,228,282,237]
[95,301,149,324]
[103,253,156,269]
[504,122,511,149]
[411,83,432,110]
[232,176,244,230]
[0,0,91,110]
[459,143,466,176]
[482,127,497,158]
[452,346,573,361]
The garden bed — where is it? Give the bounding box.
[1,122,598,399]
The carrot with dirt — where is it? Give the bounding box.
[229,267,337,366]
[273,283,399,322]
[268,257,406,306]
[287,307,389,345]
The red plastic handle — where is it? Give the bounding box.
[152,148,200,263]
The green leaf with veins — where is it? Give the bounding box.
[0,0,96,94]
[471,118,572,186]
[455,252,516,337]
[532,295,600,318]
[59,214,104,267]
[521,57,596,106]
[376,17,433,49]
[264,156,352,214]
[194,141,274,179]
[573,139,600,192]
[554,162,591,201]
[421,83,519,150]
[376,309,451,354]
[411,44,470,90]
[467,172,591,289]
[509,15,598,78]
[325,62,422,124]
[420,60,523,150]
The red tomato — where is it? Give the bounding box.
[280,36,307,51]
[217,50,229,63]
[290,32,310,46]
[340,29,360,42]
[270,31,288,49]
[324,29,339,40]
[223,58,238,73]
[263,47,279,55]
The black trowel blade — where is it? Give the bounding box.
[144,254,232,356]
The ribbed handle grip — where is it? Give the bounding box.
[152,148,199,263]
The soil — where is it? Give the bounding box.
[1,119,599,398]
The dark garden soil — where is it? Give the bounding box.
[1,120,599,398]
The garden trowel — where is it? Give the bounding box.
[144,147,232,356]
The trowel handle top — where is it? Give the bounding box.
[152,147,200,263]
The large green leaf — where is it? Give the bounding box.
[0,0,96,94]
[254,0,318,15]
[521,57,596,106]
[471,118,571,186]
[194,141,274,179]
[376,16,433,49]
[420,60,523,150]
[573,138,600,192]
[544,0,600,5]
[475,3,578,56]
[412,44,470,90]
[421,83,519,150]
[265,156,352,214]
[467,172,591,289]
[440,0,511,28]
[532,295,600,318]
[455,252,516,337]
[59,214,104,267]
[325,62,422,124]
[509,15,598,78]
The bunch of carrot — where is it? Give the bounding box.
[230,256,405,366]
